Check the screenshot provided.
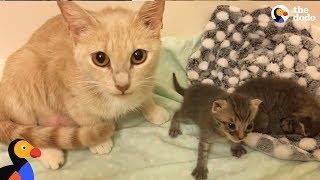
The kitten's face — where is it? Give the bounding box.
[58,1,164,98]
[212,95,262,143]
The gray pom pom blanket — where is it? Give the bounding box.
[186,5,320,161]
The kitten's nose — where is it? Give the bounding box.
[116,84,130,94]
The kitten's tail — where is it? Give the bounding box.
[0,120,114,150]
[172,73,185,96]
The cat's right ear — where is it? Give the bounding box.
[136,0,165,38]
[57,1,97,42]
[212,100,227,113]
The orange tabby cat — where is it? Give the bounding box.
[0,0,169,169]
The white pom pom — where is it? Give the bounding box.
[262,72,268,77]
[233,68,240,75]
[279,72,293,78]
[248,65,260,74]
[228,24,235,32]
[293,21,311,30]
[274,145,293,159]
[227,87,235,93]
[211,70,217,77]
[198,61,209,70]
[229,50,238,60]
[298,49,309,63]
[221,40,230,48]
[191,50,201,59]
[228,77,239,85]
[242,15,253,23]
[187,70,199,80]
[202,38,215,49]
[311,45,320,58]
[242,41,250,48]
[240,70,249,80]
[208,54,215,61]
[201,79,214,85]
[229,6,240,12]
[217,58,229,67]
[283,55,295,68]
[266,63,280,73]
[299,138,317,151]
[306,66,320,80]
[244,133,260,147]
[310,71,320,80]
[274,43,286,54]
[259,22,268,27]
[258,14,270,23]
[232,32,242,42]
[216,31,226,42]
[256,55,269,64]
[289,35,302,46]
[298,77,307,86]
[217,72,223,80]
[216,11,229,21]
[312,149,320,160]
[205,21,216,31]
[249,33,259,39]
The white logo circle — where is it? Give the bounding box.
[271,5,290,23]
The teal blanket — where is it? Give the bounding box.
[1,36,320,180]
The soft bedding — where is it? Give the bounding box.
[1,35,320,180]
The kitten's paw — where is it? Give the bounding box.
[89,139,113,155]
[144,105,170,125]
[192,166,208,180]
[231,145,247,158]
[39,148,64,170]
[169,125,182,138]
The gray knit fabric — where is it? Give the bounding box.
[186,5,320,161]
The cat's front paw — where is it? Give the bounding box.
[144,105,170,125]
[192,166,208,180]
[39,148,65,170]
[169,123,182,138]
[89,138,113,155]
[231,145,247,158]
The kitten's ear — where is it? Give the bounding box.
[57,1,97,42]
[136,0,165,38]
[250,99,262,108]
[212,100,227,113]
[249,99,262,116]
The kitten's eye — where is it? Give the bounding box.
[227,123,236,131]
[91,51,110,67]
[246,123,254,132]
[131,49,147,65]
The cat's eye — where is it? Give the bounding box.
[131,49,147,65]
[227,123,236,131]
[91,51,110,67]
[246,123,254,132]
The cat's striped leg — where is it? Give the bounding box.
[192,140,211,180]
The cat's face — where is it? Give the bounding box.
[58,1,164,98]
[211,95,262,143]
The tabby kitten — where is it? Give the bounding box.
[235,77,320,137]
[0,1,169,169]
[169,74,261,180]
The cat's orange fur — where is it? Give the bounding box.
[0,0,168,169]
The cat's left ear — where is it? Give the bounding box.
[57,1,98,42]
[249,99,262,116]
[136,0,165,38]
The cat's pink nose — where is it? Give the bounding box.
[116,84,130,94]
